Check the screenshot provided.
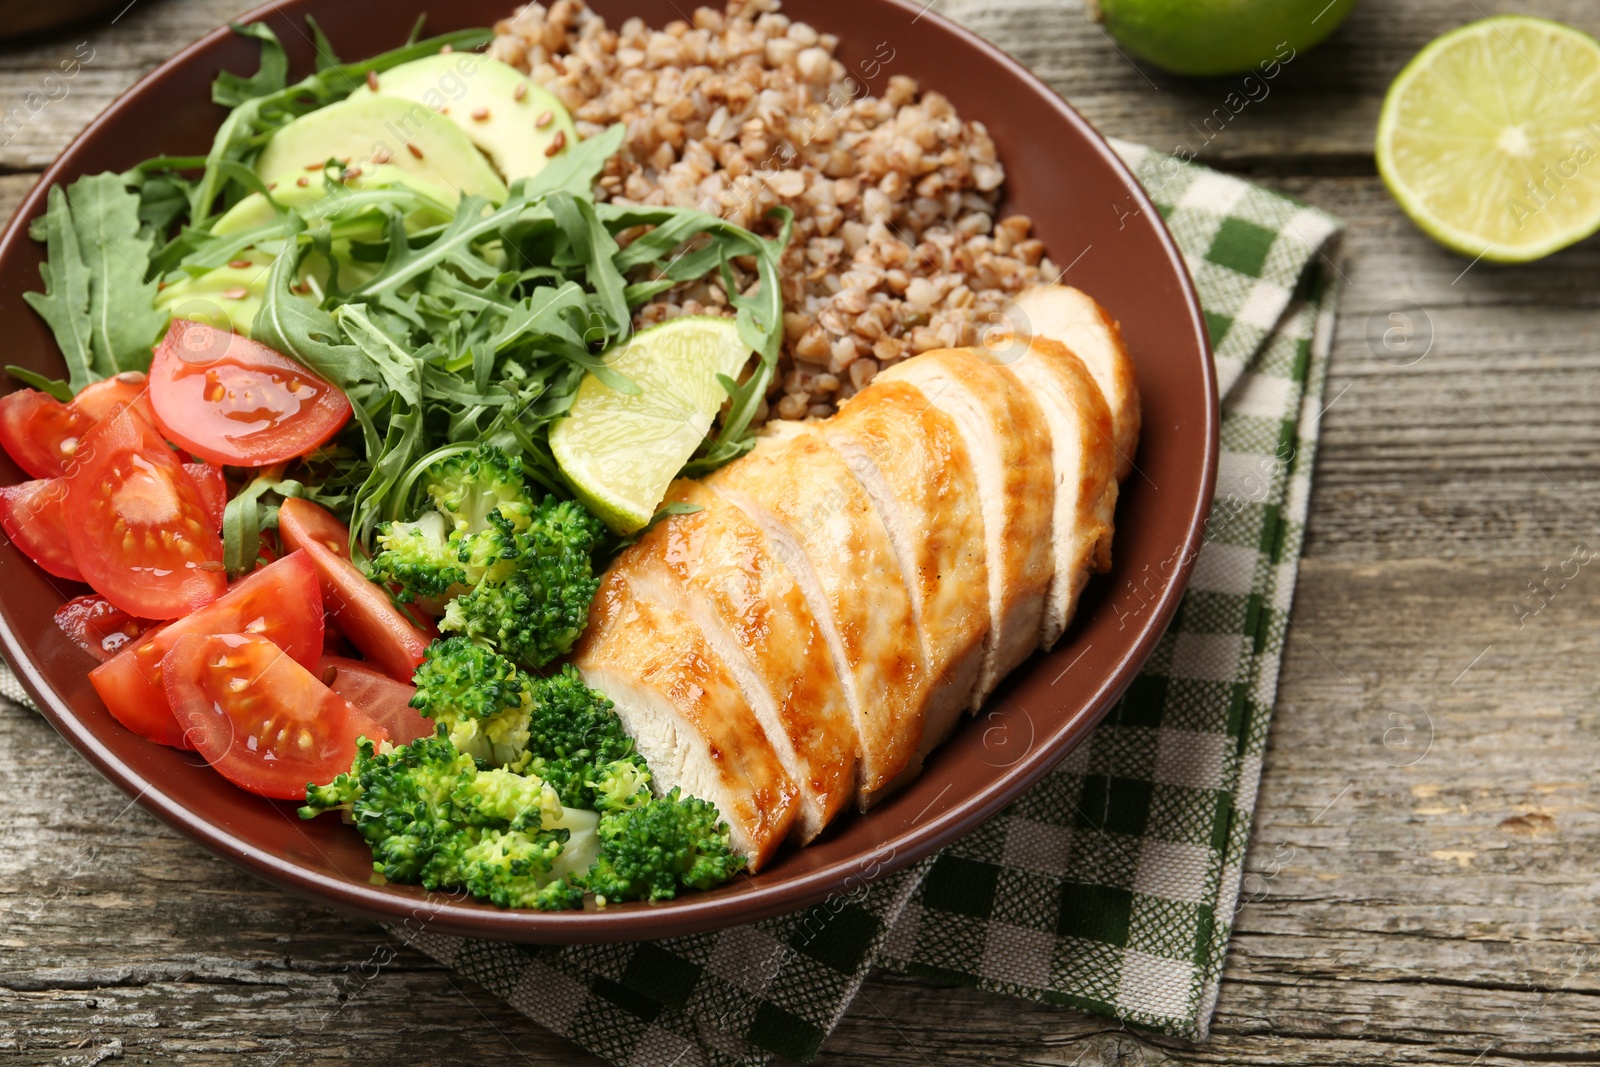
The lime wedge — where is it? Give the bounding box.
[1377,16,1600,263]
[551,316,753,534]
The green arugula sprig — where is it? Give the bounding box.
[235,124,790,561]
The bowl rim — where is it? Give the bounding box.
[0,0,1218,942]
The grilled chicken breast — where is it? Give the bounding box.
[975,334,1118,649]
[703,429,929,809]
[572,283,1140,866]
[572,564,800,869]
[819,379,990,758]
[876,349,1056,709]
[1011,285,1142,481]
[634,479,858,840]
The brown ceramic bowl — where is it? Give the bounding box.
[0,0,1216,942]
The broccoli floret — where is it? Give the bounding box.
[424,445,530,536]
[519,665,638,808]
[369,511,469,602]
[299,733,587,910]
[409,637,533,768]
[368,444,603,669]
[439,554,598,669]
[581,788,745,905]
[589,759,653,813]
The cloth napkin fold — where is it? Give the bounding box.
[0,140,1343,1064]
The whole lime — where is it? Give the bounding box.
[1091,0,1361,77]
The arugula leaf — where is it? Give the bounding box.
[72,174,172,377]
[22,185,94,392]
[252,248,369,391]
[3,365,73,402]
[211,22,289,107]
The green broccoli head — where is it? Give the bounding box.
[439,551,599,670]
[409,637,533,767]
[374,444,604,669]
[423,445,530,537]
[519,665,637,808]
[581,788,745,905]
[588,758,653,814]
[368,511,469,603]
[300,733,585,909]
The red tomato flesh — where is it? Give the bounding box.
[164,632,388,800]
[63,405,226,619]
[0,374,154,480]
[0,477,83,581]
[55,594,157,662]
[277,498,431,682]
[0,390,97,479]
[183,463,227,530]
[148,321,352,468]
[89,551,324,748]
[319,655,433,744]
[72,371,151,422]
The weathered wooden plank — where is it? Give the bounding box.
[3,0,1599,172]
[5,557,1600,1066]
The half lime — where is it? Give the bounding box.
[1377,16,1600,263]
[551,316,753,534]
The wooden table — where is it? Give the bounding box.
[5,1,1599,1063]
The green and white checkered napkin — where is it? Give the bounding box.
[0,141,1343,1063]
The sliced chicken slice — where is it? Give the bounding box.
[974,334,1117,649]
[570,565,799,870]
[819,379,990,757]
[877,348,1055,708]
[1011,285,1142,481]
[705,430,927,809]
[627,479,858,841]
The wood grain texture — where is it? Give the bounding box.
[4,0,1600,1064]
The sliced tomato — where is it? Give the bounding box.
[73,372,152,423]
[62,405,226,619]
[164,632,388,800]
[89,551,324,748]
[319,655,432,744]
[183,463,227,530]
[0,477,83,581]
[0,374,154,480]
[148,321,352,468]
[277,498,431,682]
[55,594,157,662]
[0,390,97,479]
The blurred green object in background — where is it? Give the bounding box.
[1090,0,1360,77]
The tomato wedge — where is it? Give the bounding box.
[63,405,226,619]
[319,655,433,744]
[0,374,153,480]
[183,463,227,530]
[278,498,431,682]
[0,477,83,581]
[73,371,151,422]
[164,632,388,800]
[55,595,156,662]
[89,551,324,748]
[148,321,352,468]
[0,390,96,479]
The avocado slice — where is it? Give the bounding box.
[213,164,456,235]
[255,94,508,203]
[349,54,578,184]
[161,166,456,338]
